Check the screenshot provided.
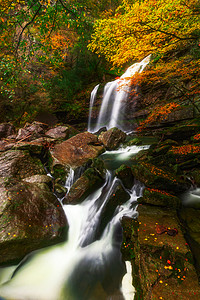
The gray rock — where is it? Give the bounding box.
[45,126,69,140]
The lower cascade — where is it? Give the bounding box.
[0,57,149,300]
[0,146,147,300]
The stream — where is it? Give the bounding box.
[0,56,151,300]
[0,146,148,300]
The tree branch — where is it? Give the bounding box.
[16,3,42,52]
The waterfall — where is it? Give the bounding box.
[0,58,150,300]
[88,55,151,133]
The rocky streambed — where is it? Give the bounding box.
[0,120,200,299]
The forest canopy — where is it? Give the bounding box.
[0,0,199,125]
[88,0,200,66]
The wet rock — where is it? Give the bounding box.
[97,184,130,238]
[64,158,106,204]
[49,132,105,175]
[54,183,67,199]
[45,126,69,140]
[138,188,181,209]
[121,205,200,299]
[131,161,190,194]
[115,164,134,189]
[0,179,67,265]
[98,127,126,150]
[0,123,15,139]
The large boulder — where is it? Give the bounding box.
[49,132,105,182]
[98,127,126,150]
[0,179,67,265]
[115,164,134,189]
[0,123,15,139]
[0,149,68,265]
[121,205,200,299]
[16,121,47,141]
[0,150,46,180]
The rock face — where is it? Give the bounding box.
[0,149,67,265]
[98,127,126,150]
[121,205,200,300]
[180,207,200,277]
[49,132,104,177]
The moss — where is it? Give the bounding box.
[52,164,68,185]
[139,188,181,208]
[115,164,134,189]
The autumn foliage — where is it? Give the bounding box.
[88,0,200,66]
[137,103,180,130]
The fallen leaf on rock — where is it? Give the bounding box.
[156,225,167,235]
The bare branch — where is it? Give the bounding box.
[16,3,42,52]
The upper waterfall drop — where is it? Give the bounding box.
[88,55,151,134]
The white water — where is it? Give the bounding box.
[88,84,100,132]
[0,145,145,300]
[88,55,151,133]
[0,57,151,300]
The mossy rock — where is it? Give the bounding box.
[98,127,126,150]
[190,169,200,186]
[138,188,181,208]
[115,164,134,189]
[122,205,200,300]
[0,180,67,265]
[163,124,200,141]
[131,161,190,193]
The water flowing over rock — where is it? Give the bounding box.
[63,158,106,204]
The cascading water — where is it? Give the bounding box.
[88,55,151,134]
[0,57,150,300]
